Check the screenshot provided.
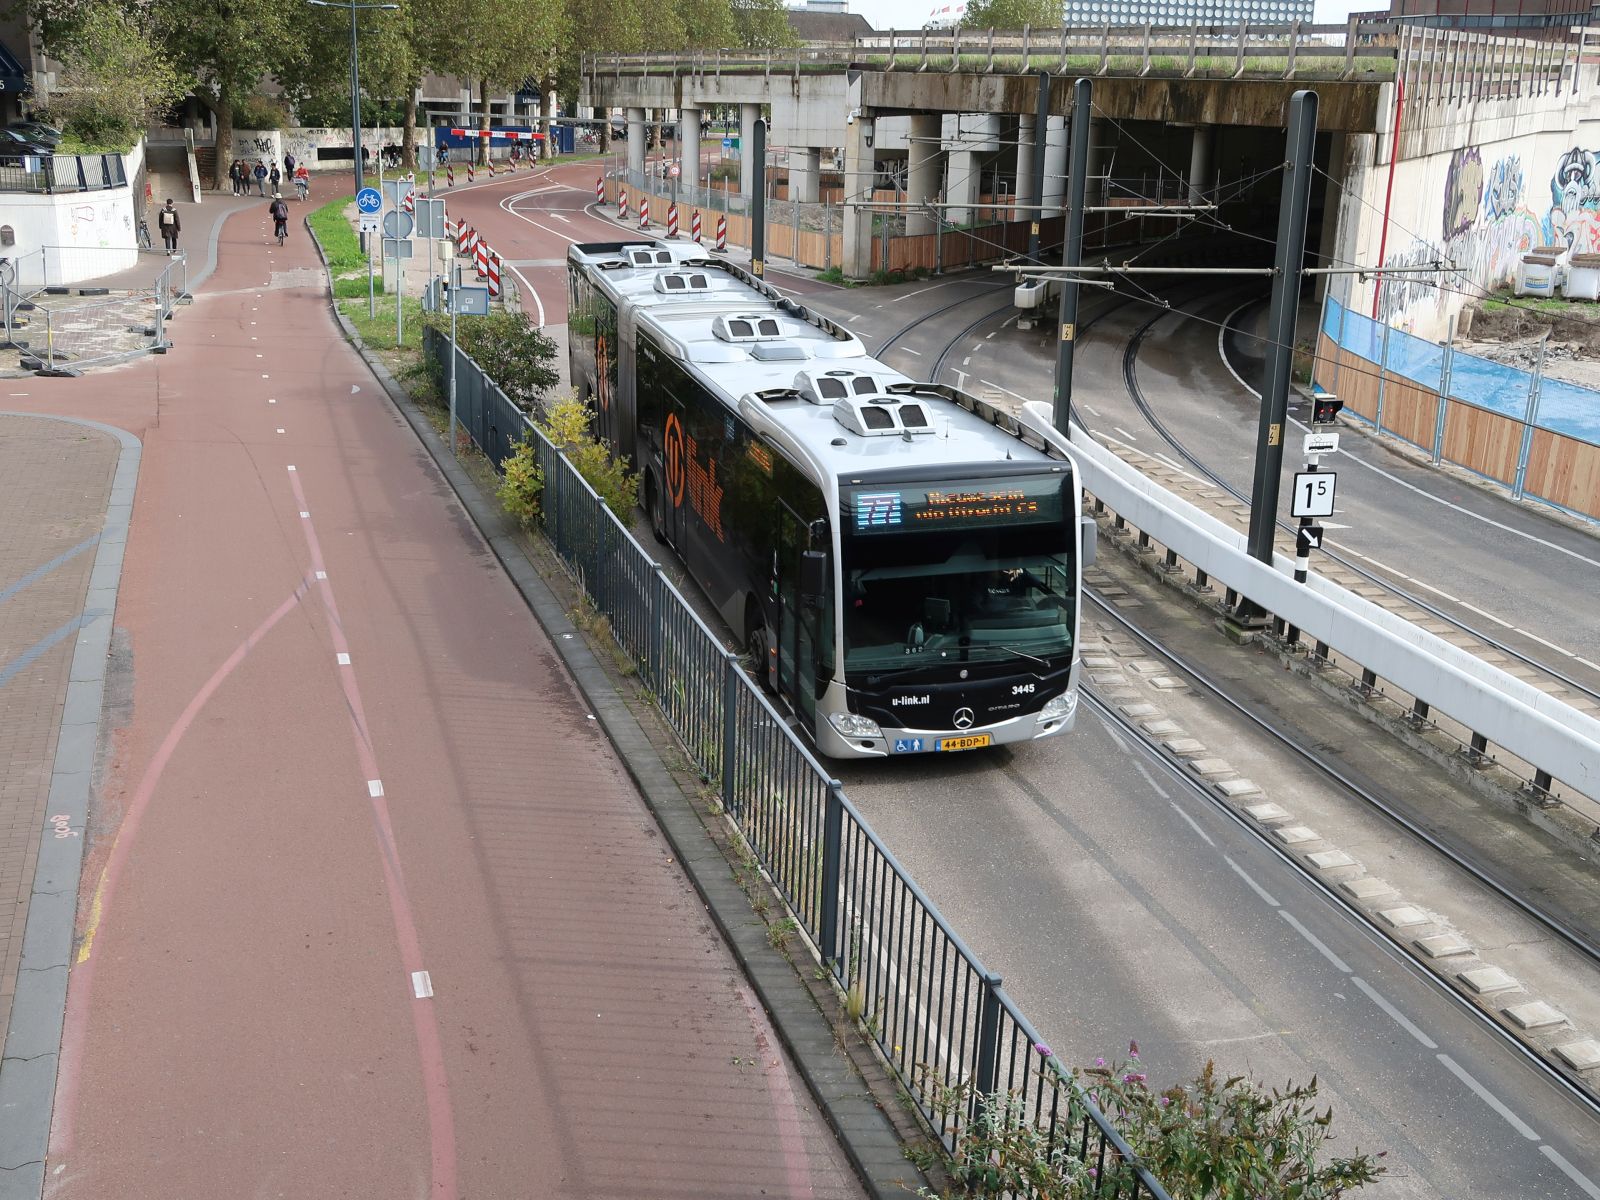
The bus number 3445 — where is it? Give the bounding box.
[1013,683,1036,695]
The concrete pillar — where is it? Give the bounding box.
[842,110,876,279]
[681,105,702,191]
[905,113,942,236]
[1041,116,1068,213]
[1014,114,1038,215]
[1187,125,1213,205]
[739,102,760,199]
[945,150,981,227]
[788,147,821,203]
[1313,132,1350,303]
[626,106,646,177]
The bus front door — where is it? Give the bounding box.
[776,508,820,729]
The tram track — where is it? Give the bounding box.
[1077,588,1600,1117]
[1121,300,1600,709]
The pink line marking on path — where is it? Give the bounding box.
[53,578,314,1154]
[286,467,459,1199]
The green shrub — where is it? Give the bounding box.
[422,310,558,412]
[232,95,288,131]
[333,275,385,298]
[538,391,636,516]
[307,195,368,275]
[498,435,544,527]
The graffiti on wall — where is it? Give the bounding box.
[1376,146,1566,326]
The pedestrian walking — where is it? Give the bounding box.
[157,198,181,254]
[293,163,310,201]
[284,151,296,178]
[253,160,268,196]
[269,163,282,192]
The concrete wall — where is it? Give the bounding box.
[6,143,143,285]
[1345,68,1600,341]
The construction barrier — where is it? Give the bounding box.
[475,239,489,279]
[619,190,628,221]
[467,162,476,183]
[596,177,604,204]
[691,209,702,243]
[487,159,497,177]
[447,164,455,187]
[667,202,678,238]
[638,196,649,230]
[487,252,502,299]
[716,213,727,251]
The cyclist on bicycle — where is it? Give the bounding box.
[269,192,289,244]
[293,163,310,201]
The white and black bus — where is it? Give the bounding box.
[569,241,1090,760]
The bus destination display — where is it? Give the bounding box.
[851,480,1061,533]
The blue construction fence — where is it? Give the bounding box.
[1321,297,1600,448]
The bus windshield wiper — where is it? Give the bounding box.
[990,644,1051,671]
[860,659,953,684]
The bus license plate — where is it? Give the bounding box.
[936,734,992,752]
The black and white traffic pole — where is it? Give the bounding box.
[750,115,767,281]
[1283,455,1322,647]
[1244,89,1319,597]
[1051,77,1093,437]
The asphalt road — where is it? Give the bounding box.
[464,170,1600,1196]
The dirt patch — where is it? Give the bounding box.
[1461,302,1600,390]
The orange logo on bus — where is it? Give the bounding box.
[664,412,687,506]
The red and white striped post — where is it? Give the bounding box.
[638,195,649,229]
[487,252,502,298]
[467,161,476,183]
[596,177,604,204]
[475,239,489,278]
[487,157,497,177]
[715,213,727,251]
[667,201,678,238]
[619,189,628,221]
[446,164,455,187]
[403,190,414,214]
[691,209,702,243]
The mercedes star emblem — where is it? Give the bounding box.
[953,707,975,730]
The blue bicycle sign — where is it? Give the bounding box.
[356,187,382,214]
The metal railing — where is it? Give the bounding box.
[585,19,1397,83]
[0,153,128,195]
[423,326,1172,1197]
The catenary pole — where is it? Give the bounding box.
[1245,88,1319,567]
[1050,77,1092,435]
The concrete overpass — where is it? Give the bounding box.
[582,24,1599,338]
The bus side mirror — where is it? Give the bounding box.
[800,550,828,605]
[1079,515,1097,569]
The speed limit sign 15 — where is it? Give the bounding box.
[1291,471,1337,518]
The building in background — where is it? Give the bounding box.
[1064,0,1312,23]
[787,0,875,39]
[1375,0,1587,34]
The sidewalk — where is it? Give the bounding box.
[1,201,865,1197]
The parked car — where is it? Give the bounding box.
[0,127,54,165]
[7,120,62,147]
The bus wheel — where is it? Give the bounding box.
[746,615,773,694]
[646,474,667,545]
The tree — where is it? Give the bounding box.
[959,0,1063,29]
[728,0,795,48]
[37,5,189,147]
[431,0,567,163]
[276,0,414,145]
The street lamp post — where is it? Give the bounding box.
[306,0,399,197]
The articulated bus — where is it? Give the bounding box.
[568,241,1091,760]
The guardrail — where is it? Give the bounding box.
[0,153,128,195]
[1016,402,1600,805]
[2,250,187,372]
[422,326,1173,1197]
[585,19,1397,82]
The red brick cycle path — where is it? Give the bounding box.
[7,202,861,1199]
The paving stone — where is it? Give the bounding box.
[1141,718,1183,736]
[1082,656,1118,671]
[1163,737,1205,756]
[1273,825,1319,845]
[1459,966,1520,994]
[1379,905,1430,928]
[1126,660,1165,675]
[1119,702,1160,719]
[1090,672,1128,687]
[1216,778,1262,799]
[1414,933,1472,958]
[1110,598,1144,609]
[1188,758,1233,778]
[1151,676,1188,690]
[1244,802,1290,822]
[1503,1001,1568,1030]
[1307,850,1356,869]
[1340,877,1395,900]
[1553,1040,1600,1070]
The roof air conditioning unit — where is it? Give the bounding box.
[653,272,712,293]
[793,368,880,404]
[713,313,784,343]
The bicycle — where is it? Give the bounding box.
[137,219,152,250]
[275,221,287,247]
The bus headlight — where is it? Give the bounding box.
[827,711,883,739]
[1038,691,1076,722]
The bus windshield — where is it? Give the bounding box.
[840,472,1075,674]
